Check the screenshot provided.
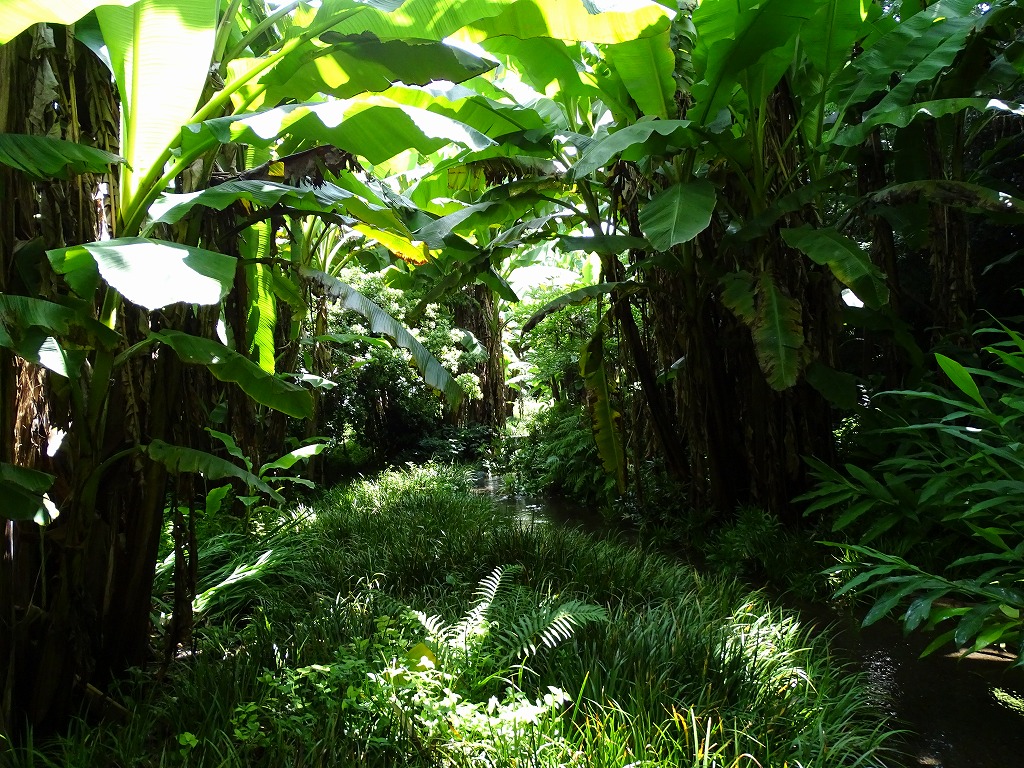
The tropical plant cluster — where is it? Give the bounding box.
[1,0,1024,747]
[7,466,898,767]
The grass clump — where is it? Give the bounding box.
[11,464,899,767]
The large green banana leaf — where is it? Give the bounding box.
[580,322,625,494]
[153,330,313,419]
[464,0,672,45]
[0,463,58,523]
[0,0,141,44]
[752,273,804,391]
[142,440,283,502]
[639,180,717,251]
[834,98,1024,148]
[304,0,672,47]
[833,0,979,116]
[95,0,217,204]
[181,98,494,167]
[148,179,410,236]
[301,268,464,408]
[0,134,123,180]
[603,29,676,119]
[569,121,700,180]
[380,83,550,142]
[259,35,495,104]
[691,0,815,126]
[781,226,889,310]
[0,295,116,377]
[48,238,236,310]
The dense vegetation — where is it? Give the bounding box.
[1,0,1023,763]
[6,466,898,766]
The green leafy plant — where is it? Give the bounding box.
[807,323,1024,658]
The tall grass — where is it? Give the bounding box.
[10,464,900,767]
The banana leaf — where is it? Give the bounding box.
[154,330,313,419]
[0,134,123,181]
[301,268,464,408]
[48,238,236,310]
[143,440,282,502]
[580,321,625,494]
[752,273,804,390]
[521,283,640,336]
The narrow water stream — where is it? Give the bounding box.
[473,471,1024,768]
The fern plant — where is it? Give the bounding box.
[413,565,608,682]
[369,566,607,764]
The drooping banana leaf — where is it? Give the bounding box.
[180,97,495,168]
[0,295,115,378]
[752,273,804,390]
[301,268,464,408]
[580,320,625,494]
[0,134,123,181]
[719,270,757,324]
[244,245,278,375]
[153,330,313,419]
[867,180,1024,219]
[639,180,717,251]
[259,443,326,476]
[521,283,640,336]
[95,0,217,204]
[834,98,1024,148]
[48,238,236,310]
[0,0,142,44]
[0,463,58,523]
[148,178,409,236]
[142,440,282,502]
[833,0,980,116]
[781,226,889,310]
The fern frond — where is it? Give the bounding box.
[448,565,522,651]
[413,609,447,640]
[501,600,608,660]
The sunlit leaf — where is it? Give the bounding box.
[181,97,495,167]
[96,0,217,203]
[569,120,700,180]
[48,238,236,311]
[0,0,142,44]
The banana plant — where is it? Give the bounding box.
[0,0,682,738]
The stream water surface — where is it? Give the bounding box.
[474,471,1024,768]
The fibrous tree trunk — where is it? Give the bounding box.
[453,283,505,431]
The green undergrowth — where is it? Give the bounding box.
[13,464,899,767]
